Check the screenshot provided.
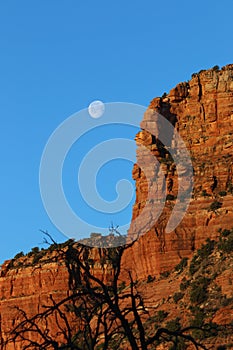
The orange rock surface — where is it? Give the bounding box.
[123,64,233,279]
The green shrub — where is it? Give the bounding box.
[14,252,24,259]
[7,260,15,269]
[190,308,205,327]
[32,251,45,265]
[147,274,155,283]
[220,296,233,307]
[32,255,41,265]
[189,255,200,275]
[152,310,168,324]
[219,191,227,197]
[188,238,215,275]
[48,243,57,252]
[180,279,190,291]
[203,322,219,338]
[190,277,210,304]
[212,65,220,71]
[31,247,40,254]
[201,190,210,197]
[58,239,74,249]
[190,286,207,304]
[190,316,216,340]
[175,257,188,273]
[191,328,205,340]
[169,339,187,350]
[218,234,233,253]
[166,317,181,332]
[227,182,233,194]
[221,229,232,237]
[197,238,215,259]
[157,310,168,321]
[17,261,24,268]
[209,201,222,212]
[173,292,184,303]
[160,271,170,278]
[192,323,219,340]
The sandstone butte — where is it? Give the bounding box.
[1,64,233,348]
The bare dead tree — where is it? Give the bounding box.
[1,236,212,350]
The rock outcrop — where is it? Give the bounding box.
[0,245,115,349]
[122,64,233,280]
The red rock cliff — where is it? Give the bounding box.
[122,64,233,279]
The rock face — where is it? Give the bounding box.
[0,247,114,349]
[122,64,233,280]
[1,64,233,348]
[0,259,70,349]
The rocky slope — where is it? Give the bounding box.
[1,64,233,348]
[129,229,233,349]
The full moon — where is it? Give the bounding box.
[88,100,105,118]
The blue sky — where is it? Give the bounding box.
[0,0,232,262]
